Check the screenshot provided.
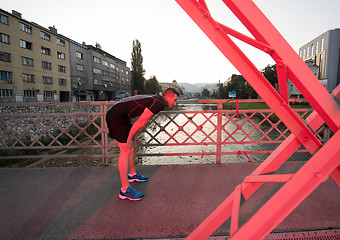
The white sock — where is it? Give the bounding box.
[128,173,136,177]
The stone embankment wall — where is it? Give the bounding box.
[0,102,116,148]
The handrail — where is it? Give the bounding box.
[0,100,322,166]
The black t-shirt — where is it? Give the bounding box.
[108,94,166,119]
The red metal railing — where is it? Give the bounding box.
[0,100,325,166]
[174,0,340,239]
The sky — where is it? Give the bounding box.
[1,0,339,84]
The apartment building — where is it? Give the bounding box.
[0,9,71,103]
[85,45,130,101]
[69,41,91,101]
[290,29,340,98]
[0,8,131,103]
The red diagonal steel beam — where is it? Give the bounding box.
[230,130,340,240]
[223,0,340,132]
[185,85,340,239]
[331,164,340,187]
[175,0,322,154]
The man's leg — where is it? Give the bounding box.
[116,140,144,201]
[128,136,139,175]
[127,136,148,183]
[116,141,131,191]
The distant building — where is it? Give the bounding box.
[291,28,340,98]
[223,76,233,86]
[0,8,131,103]
[159,80,185,96]
[70,44,130,101]
[0,9,71,103]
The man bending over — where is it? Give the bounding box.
[106,88,179,201]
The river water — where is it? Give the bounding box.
[139,103,309,165]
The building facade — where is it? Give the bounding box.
[0,9,131,103]
[295,29,340,95]
[159,80,185,96]
[85,45,130,101]
[0,9,71,103]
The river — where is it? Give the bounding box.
[138,103,310,165]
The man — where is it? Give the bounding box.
[106,88,179,201]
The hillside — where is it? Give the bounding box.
[179,82,218,93]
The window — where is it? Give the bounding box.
[57,52,65,59]
[40,31,50,41]
[58,65,66,72]
[321,38,324,52]
[59,78,66,86]
[0,14,9,25]
[76,51,83,59]
[44,91,53,98]
[20,39,32,50]
[42,61,52,70]
[93,68,101,74]
[303,48,306,59]
[0,71,12,80]
[0,52,11,62]
[316,41,319,54]
[307,46,309,58]
[76,64,84,71]
[57,38,65,46]
[110,63,115,69]
[77,76,85,85]
[319,54,323,79]
[0,89,13,98]
[23,73,35,82]
[19,22,32,34]
[311,44,314,56]
[41,46,51,55]
[43,76,52,84]
[102,60,108,67]
[94,79,102,85]
[24,90,35,98]
[103,70,109,76]
[22,57,34,66]
[0,33,9,43]
[93,56,101,63]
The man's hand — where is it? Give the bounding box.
[125,135,139,151]
[125,137,133,151]
[125,108,154,151]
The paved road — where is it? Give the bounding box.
[0,162,339,239]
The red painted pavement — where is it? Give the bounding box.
[0,162,339,240]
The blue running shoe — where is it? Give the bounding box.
[128,171,148,183]
[119,186,144,201]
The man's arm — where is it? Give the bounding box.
[125,108,154,149]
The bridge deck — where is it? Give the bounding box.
[0,162,339,239]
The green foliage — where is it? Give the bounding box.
[145,75,161,94]
[261,64,278,89]
[222,74,257,99]
[215,64,279,99]
[201,88,210,98]
[131,39,145,94]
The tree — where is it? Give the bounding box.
[131,39,145,94]
[145,75,161,94]
[95,42,102,49]
[201,88,210,98]
[217,81,226,99]
[261,64,278,89]
[224,74,247,99]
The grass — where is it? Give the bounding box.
[224,101,312,110]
